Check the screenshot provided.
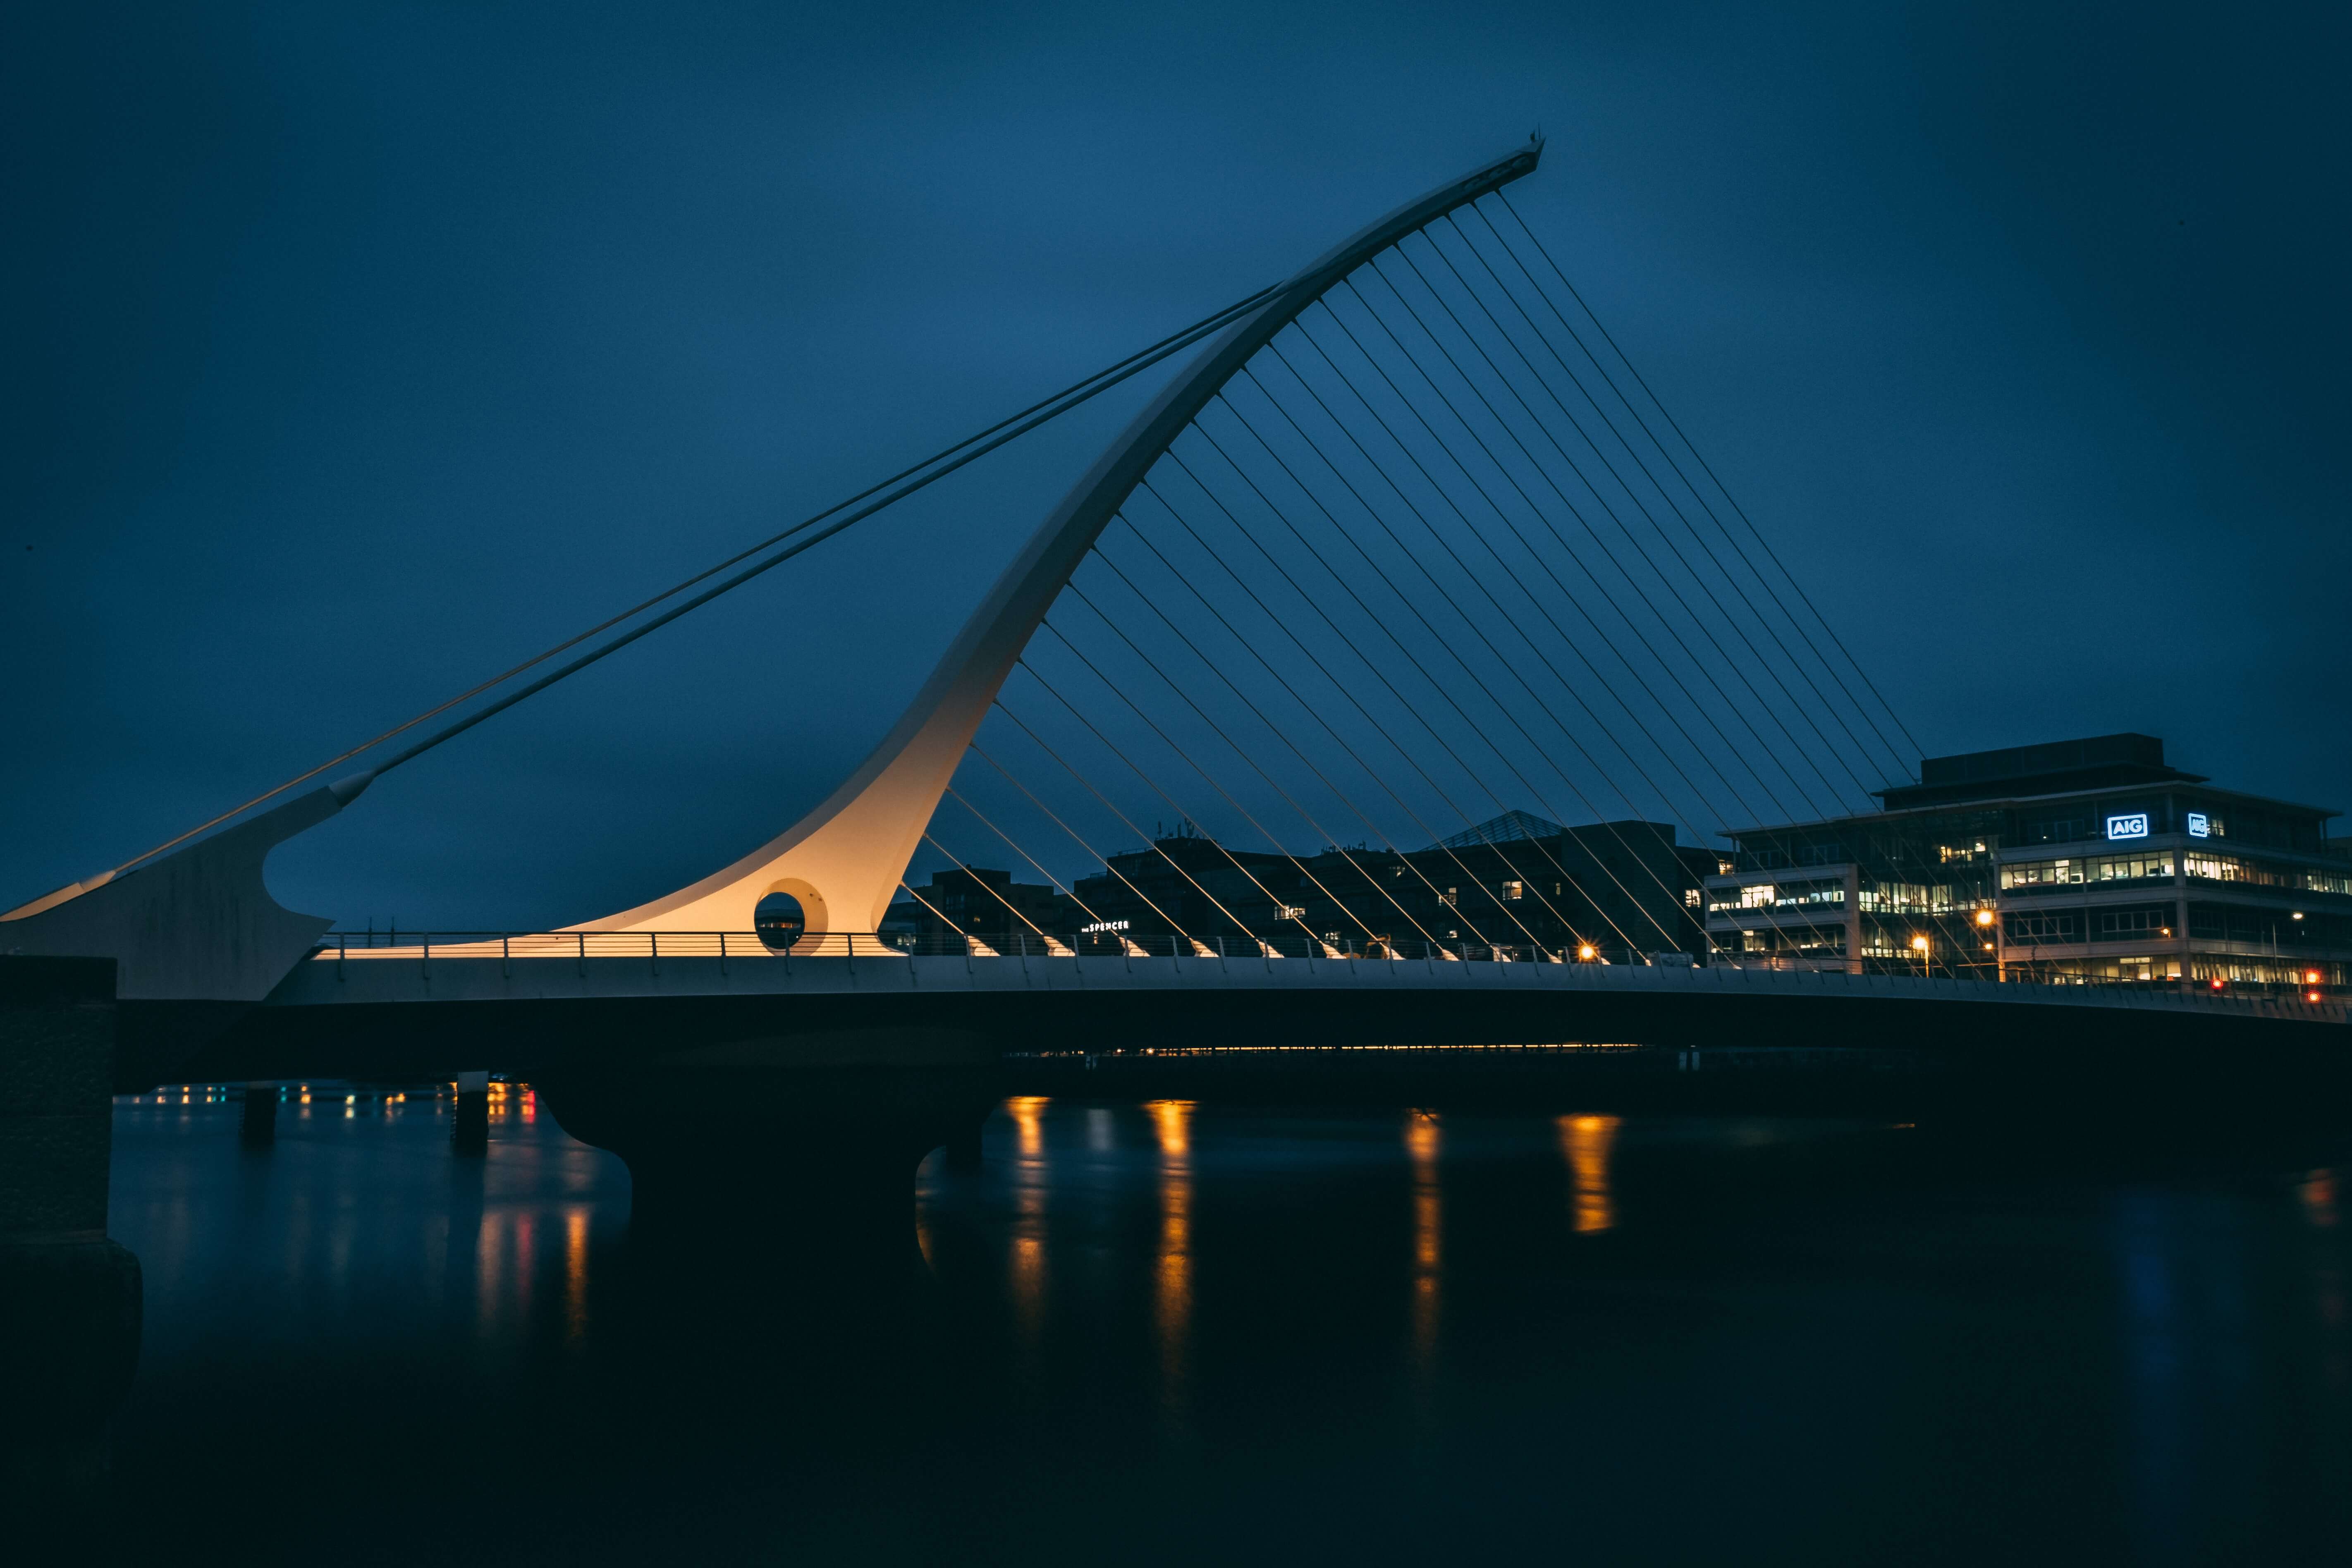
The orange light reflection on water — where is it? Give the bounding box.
[564,1207,590,1348]
[2303,1169,2338,1230]
[1406,1113,1441,1369]
[1009,1096,1048,1157]
[1007,1097,1051,1343]
[1558,1114,1622,1233]
[1148,1100,1195,1421]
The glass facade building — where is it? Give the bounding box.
[1701,734,2349,997]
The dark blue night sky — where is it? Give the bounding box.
[5,2,2344,928]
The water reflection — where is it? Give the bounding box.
[1149,1100,1194,1422]
[2113,1181,2267,1567]
[2302,1168,2338,1229]
[100,1092,2352,1566]
[564,1207,591,1348]
[112,1086,622,1369]
[1405,1112,1441,1373]
[1006,1096,1050,1348]
[2303,1169,2347,1397]
[1557,1114,1621,1233]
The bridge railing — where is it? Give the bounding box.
[308,930,1618,964]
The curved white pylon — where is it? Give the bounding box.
[576,139,1545,938]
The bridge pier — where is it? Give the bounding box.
[239,1080,277,1146]
[0,958,142,1500]
[452,1071,490,1155]
[533,1027,998,1252]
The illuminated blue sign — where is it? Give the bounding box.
[2187,812,2210,838]
[2106,813,2150,841]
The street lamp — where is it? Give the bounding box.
[1910,932,1930,977]
[1974,908,2001,982]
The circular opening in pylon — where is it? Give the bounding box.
[754,891,806,951]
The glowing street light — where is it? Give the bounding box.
[1577,943,1597,961]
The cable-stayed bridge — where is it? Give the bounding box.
[5,139,2340,1193]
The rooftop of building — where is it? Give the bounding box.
[1875,733,2206,810]
[1721,733,2339,842]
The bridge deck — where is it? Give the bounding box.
[272,944,2344,1027]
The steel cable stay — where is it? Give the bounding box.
[1489,188,1924,772]
[1214,336,1816,963]
[1212,367,1707,953]
[1468,201,1959,958]
[1434,213,1903,785]
[1227,363,1733,960]
[1116,480,1621,954]
[1324,275,1821,828]
[915,831,1071,954]
[1028,615,1445,955]
[1489,189,1924,770]
[1177,411,1707,957]
[1244,338,1848,854]
[893,877,974,945]
[1279,306,1794,851]
[1342,270,1856,835]
[1362,251,1872,818]
[940,787,1121,933]
[1058,550,1566,957]
[1416,219,1900,802]
[1262,310,1819,955]
[963,737,1196,949]
[1238,325,1743,946]
[1446,208,1915,788]
[1294,294,1810,843]
[1241,323,1809,854]
[1021,617,1404,953]
[983,694,1276,956]
[1095,516,1613,961]
[1020,618,1453,954]
[1392,227,1886,807]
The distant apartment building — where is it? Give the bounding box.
[1701,734,2349,997]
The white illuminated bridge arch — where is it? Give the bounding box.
[568,139,1545,943]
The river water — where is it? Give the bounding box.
[98,1085,2352,1565]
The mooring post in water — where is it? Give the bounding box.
[239,1080,277,1146]
[0,956,142,1500]
[453,1070,490,1155]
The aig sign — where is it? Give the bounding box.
[2105,813,2150,841]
